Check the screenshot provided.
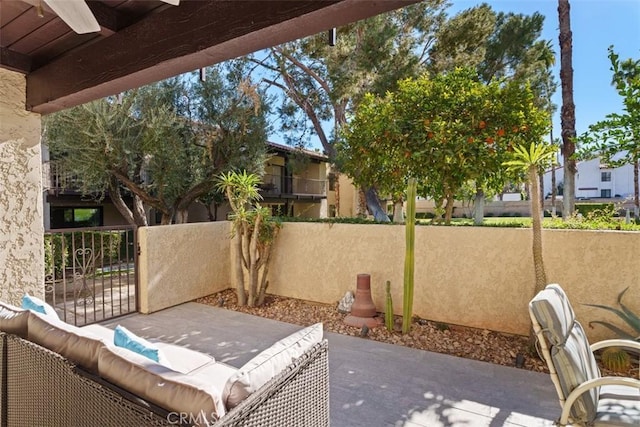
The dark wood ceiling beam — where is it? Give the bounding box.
[87,1,135,35]
[0,47,32,73]
[27,0,419,114]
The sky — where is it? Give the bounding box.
[272,0,640,150]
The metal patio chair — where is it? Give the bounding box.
[529,284,639,426]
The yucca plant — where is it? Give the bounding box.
[503,142,557,349]
[584,287,640,341]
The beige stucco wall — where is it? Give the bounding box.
[137,221,231,313]
[0,68,44,304]
[139,219,639,342]
[337,174,358,217]
[265,223,639,342]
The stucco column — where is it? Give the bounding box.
[0,68,44,304]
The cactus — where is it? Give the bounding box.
[402,178,417,334]
[385,281,394,332]
[600,347,631,373]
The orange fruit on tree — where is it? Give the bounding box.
[497,128,505,137]
[479,120,486,129]
[485,137,495,144]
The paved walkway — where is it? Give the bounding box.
[100,302,559,427]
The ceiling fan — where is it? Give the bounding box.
[26,0,180,34]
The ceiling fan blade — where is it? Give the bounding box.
[160,0,180,5]
[44,0,100,34]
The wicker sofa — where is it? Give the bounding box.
[0,301,329,426]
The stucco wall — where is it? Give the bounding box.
[138,222,231,313]
[0,68,44,304]
[265,223,639,342]
[140,220,639,342]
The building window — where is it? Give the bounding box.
[50,207,103,229]
[601,189,612,198]
[601,171,611,182]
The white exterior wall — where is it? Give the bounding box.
[543,156,635,200]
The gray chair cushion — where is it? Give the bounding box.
[595,384,640,427]
[530,284,601,423]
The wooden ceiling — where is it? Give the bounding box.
[0,0,419,114]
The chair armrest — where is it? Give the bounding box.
[590,339,640,354]
[560,376,640,425]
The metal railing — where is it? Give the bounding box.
[261,174,327,196]
[42,160,82,194]
[44,226,137,326]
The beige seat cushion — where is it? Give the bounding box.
[82,324,215,374]
[223,323,323,409]
[99,345,226,423]
[0,302,30,338]
[27,312,105,372]
[188,360,238,398]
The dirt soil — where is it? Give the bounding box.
[197,289,551,373]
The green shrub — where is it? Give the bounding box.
[575,203,615,216]
[44,231,124,278]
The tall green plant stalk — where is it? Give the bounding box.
[385,281,394,332]
[402,178,417,334]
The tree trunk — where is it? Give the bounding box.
[539,173,545,211]
[634,158,639,217]
[444,193,455,224]
[108,182,148,227]
[205,203,216,222]
[132,195,148,226]
[551,166,557,217]
[529,165,548,349]
[392,197,404,223]
[247,215,262,307]
[364,187,390,222]
[160,213,172,225]
[175,209,188,224]
[233,232,246,306]
[558,0,577,219]
[530,165,548,293]
[473,186,484,225]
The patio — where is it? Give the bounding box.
[100,302,559,427]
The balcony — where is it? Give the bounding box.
[42,160,82,195]
[260,173,327,198]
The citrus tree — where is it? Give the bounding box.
[339,68,549,223]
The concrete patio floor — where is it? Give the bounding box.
[100,302,559,427]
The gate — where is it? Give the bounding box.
[44,226,137,326]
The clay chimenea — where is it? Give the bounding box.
[344,274,382,328]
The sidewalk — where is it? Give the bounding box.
[101,302,558,427]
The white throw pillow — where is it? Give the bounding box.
[223,323,323,409]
